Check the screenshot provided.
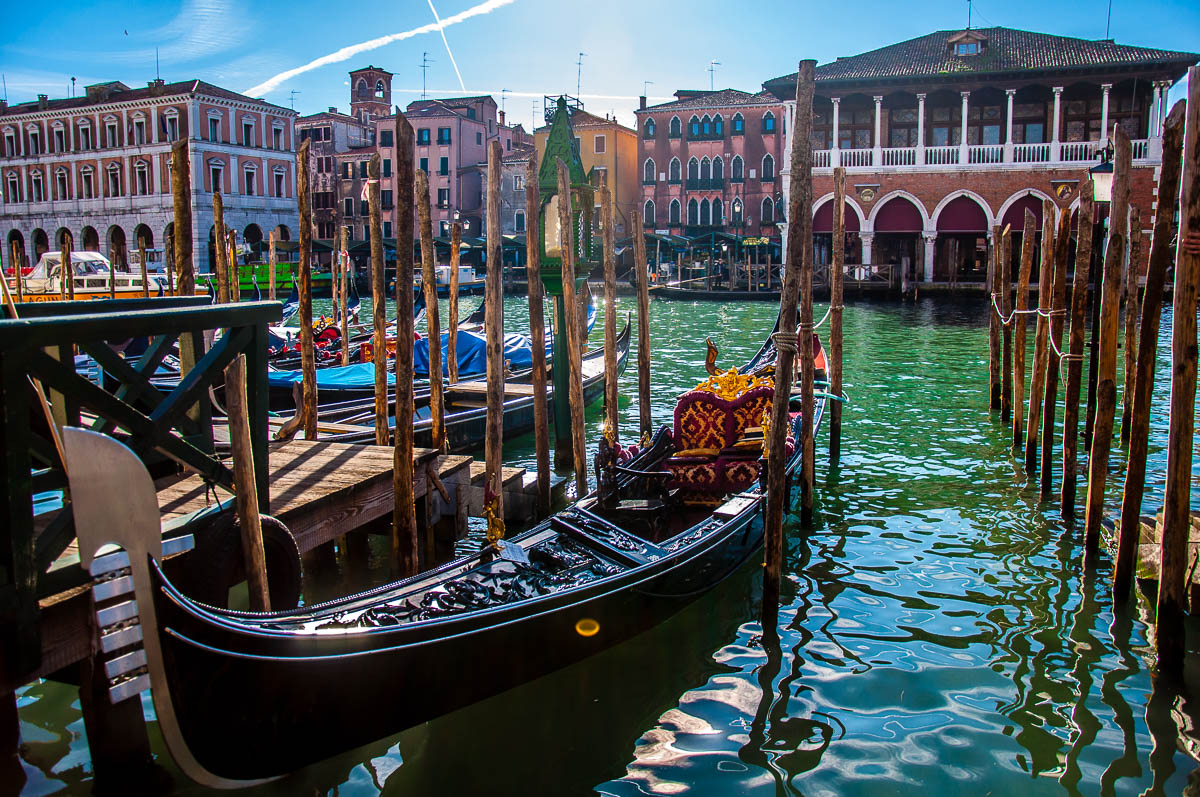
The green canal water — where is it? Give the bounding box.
[12,296,1200,796]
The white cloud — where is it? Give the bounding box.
[243,0,517,97]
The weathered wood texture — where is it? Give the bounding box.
[988,224,1002,411]
[370,157,388,446]
[1084,128,1132,555]
[392,114,418,575]
[601,184,619,440]
[1115,101,1186,601]
[340,229,350,366]
[448,222,461,384]
[297,139,317,440]
[524,157,551,515]
[228,230,240,303]
[268,230,277,300]
[1012,210,1035,449]
[557,158,588,499]
[1061,178,1094,518]
[223,354,270,611]
[829,166,845,462]
[1156,76,1199,672]
[137,235,149,299]
[170,139,194,296]
[1120,206,1143,444]
[485,140,506,519]
[1039,208,1071,496]
[999,225,1012,423]
[416,169,445,450]
[1024,201,1055,472]
[632,208,652,440]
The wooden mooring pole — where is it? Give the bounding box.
[556,158,588,499]
[268,230,277,300]
[1155,78,1199,672]
[1024,200,1055,473]
[988,224,1002,411]
[228,230,240,303]
[1012,209,1035,449]
[171,139,193,296]
[297,139,317,440]
[448,222,461,384]
[1120,206,1142,444]
[416,169,445,450]
[1084,127,1132,557]
[765,60,815,612]
[999,225,1012,423]
[370,163,388,444]
[1114,101,1185,602]
[1061,177,1094,518]
[138,235,149,298]
[108,245,116,300]
[525,156,551,515]
[340,228,350,367]
[11,242,23,303]
[632,208,652,441]
[392,113,419,575]
[829,166,845,463]
[1040,207,1071,497]
[214,191,229,303]
[224,354,270,611]
[485,140,506,522]
[601,182,619,440]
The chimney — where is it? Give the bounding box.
[639,95,646,110]
[147,78,165,97]
[328,106,337,113]
[0,100,7,113]
[499,109,506,126]
[37,94,49,110]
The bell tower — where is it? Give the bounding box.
[348,65,393,123]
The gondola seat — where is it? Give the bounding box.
[664,369,787,499]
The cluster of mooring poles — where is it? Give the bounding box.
[986,69,1199,674]
[762,61,845,625]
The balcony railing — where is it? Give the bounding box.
[685,177,726,190]
[812,138,1156,171]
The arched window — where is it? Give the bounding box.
[669,158,681,183]
[732,113,745,135]
[700,158,711,181]
[374,80,385,98]
[644,118,656,138]
[713,156,724,181]
[763,111,776,133]
[713,199,723,225]
[699,198,710,226]
[644,199,655,225]
[731,156,744,181]
[714,114,724,137]
[669,116,681,137]
[688,116,700,137]
[687,198,699,226]
[356,79,368,98]
[686,158,699,182]
[669,198,681,225]
[701,115,712,136]
[761,154,775,181]
[732,198,743,223]
[761,197,774,224]
[643,157,655,184]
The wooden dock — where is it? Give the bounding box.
[1130,510,1200,612]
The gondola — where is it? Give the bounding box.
[64,313,826,787]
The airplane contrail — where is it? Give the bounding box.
[426,0,466,92]
[243,0,515,97]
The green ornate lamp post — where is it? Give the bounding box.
[537,97,598,465]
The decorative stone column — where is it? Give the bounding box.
[923,232,938,282]
[916,93,927,165]
[959,91,970,164]
[1004,89,1016,162]
[1100,83,1112,143]
[873,95,883,167]
[860,232,874,271]
[1051,86,1063,161]
[831,97,841,168]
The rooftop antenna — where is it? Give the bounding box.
[2,74,6,103]
[71,77,76,97]
[1105,0,1113,39]
[643,80,653,97]
[532,98,538,130]
[288,89,301,110]
[501,88,509,114]
[420,51,435,99]
[576,52,587,98]
[156,48,160,80]
[708,60,721,92]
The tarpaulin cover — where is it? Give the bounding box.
[267,363,394,391]
[414,330,534,378]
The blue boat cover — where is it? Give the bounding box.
[414,330,533,378]
[268,362,395,391]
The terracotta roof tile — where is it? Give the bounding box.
[0,79,294,117]
[640,88,781,113]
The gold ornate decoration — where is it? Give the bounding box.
[760,408,772,457]
[484,481,506,551]
[693,367,773,402]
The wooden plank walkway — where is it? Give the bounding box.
[1133,510,1200,611]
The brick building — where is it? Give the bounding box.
[765,27,1197,282]
[498,143,536,236]
[635,89,786,245]
[2,79,298,274]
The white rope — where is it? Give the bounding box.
[771,331,798,356]
[990,293,1039,327]
[813,303,834,330]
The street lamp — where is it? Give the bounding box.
[1089,140,1114,205]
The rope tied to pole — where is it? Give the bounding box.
[771,331,798,356]
[991,293,1040,327]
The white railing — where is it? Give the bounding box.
[1131,139,1149,160]
[925,145,959,165]
[813,149,831,168]
[882,147,916,166]
[1013,143,1051,163]
[841,148,873,167]
[1060,140,1096,162]
[968,144,1004,164]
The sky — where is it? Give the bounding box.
[1,0,1197,129]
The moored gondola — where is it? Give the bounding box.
[65,313,825,786]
